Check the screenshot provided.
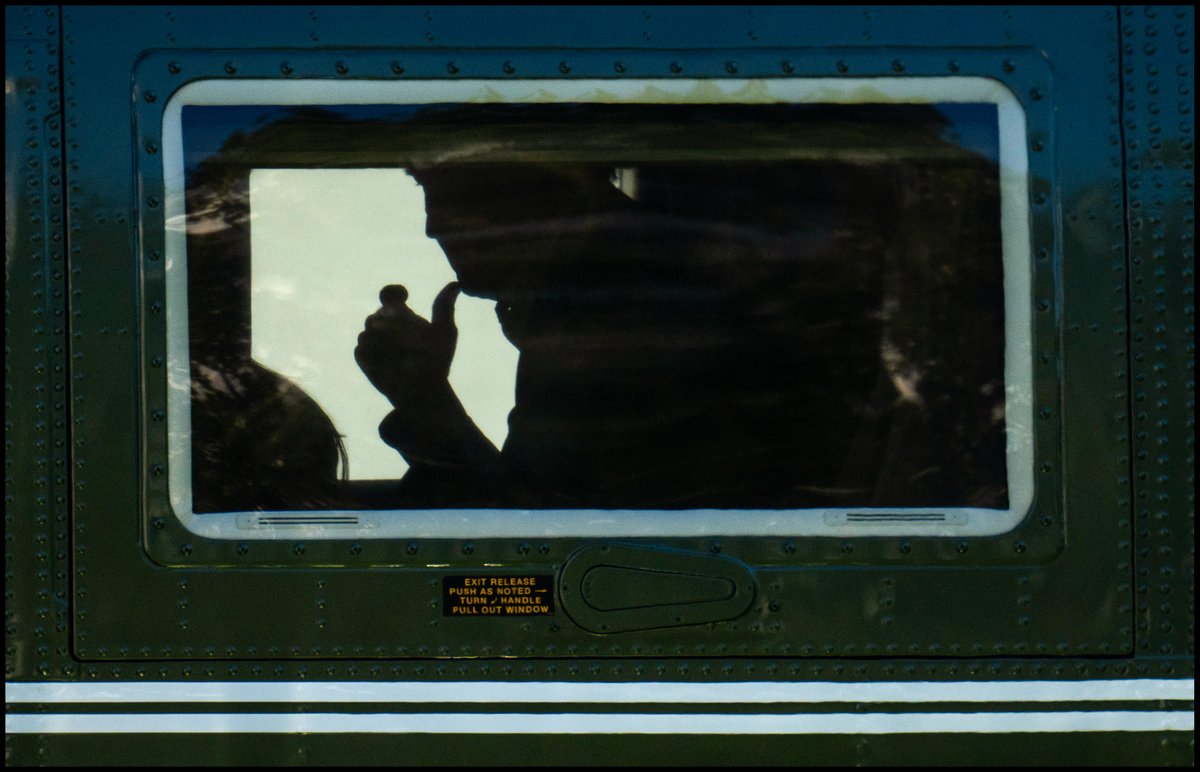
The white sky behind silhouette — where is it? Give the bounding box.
[249,168,518,480]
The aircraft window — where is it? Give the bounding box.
[161,78,1032,539]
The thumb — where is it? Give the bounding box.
[431,281,461,335]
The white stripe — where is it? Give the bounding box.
[5,711,1193,735]
[4,679,1193,705]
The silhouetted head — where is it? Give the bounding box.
[407,163,635,300]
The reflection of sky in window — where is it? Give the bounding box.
[248,169,518,480]
[182,102,1003,172]
[933,103,1000,163]
[182,105,433,174]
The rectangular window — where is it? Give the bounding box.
[162,78,1032,539]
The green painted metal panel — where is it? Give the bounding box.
[4,3,1194,766]
[5,4,71,682]
[64,4,1122,664]
[6,731,1196,767]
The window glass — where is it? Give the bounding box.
[162,78,1032,538]
[248,168,517,482]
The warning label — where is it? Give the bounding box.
[442,575,555,617]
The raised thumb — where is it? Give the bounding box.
[431,281,461,335]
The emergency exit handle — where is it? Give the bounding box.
[559,543,757,634]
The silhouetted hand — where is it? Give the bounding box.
[355,282,461,408]
[355,281,499,471]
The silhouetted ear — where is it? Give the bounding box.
[431,281,461,334]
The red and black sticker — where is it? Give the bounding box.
[442,575,555,617]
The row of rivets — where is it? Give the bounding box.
[159,57,1042,78]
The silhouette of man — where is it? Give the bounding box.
[184,102,1007,514]
[354,162,908,509]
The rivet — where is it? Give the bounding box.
[614,61,626,74]
[1037,299,1051,312]
[502,61,515,75]
[558,61,570,74]
[1013,540,1027,553]
[725,61,738,74]
[224,62,236,75]
[236,544,249,555]
[1040,407,1053,419]
[146,196,159,209]
[143,91,156,103]
[391,62,405,75]
[405,542,418,555]
[957,541,969,554]
[669,61,682,74]
[1002,60,1016,73]
[462,542,474,555]
[280,62,293,76]
[149,249,162,261]
[947,59,960,73]
[151,356,163,368]
[151,410,164,422]
[446,62,458,75]
[836,60,849,73]
[891,59,905,73]
[180,543,192,555]
[335,61,348,75]
[1032,138,1045,152]
[151,464,164,477]
[151,517,165,530]
[167,61,180,74]
[144,142,157,155]
[781,60,794,74]
[1029,87,1042,101]
[293,543,305,555]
